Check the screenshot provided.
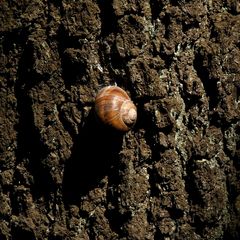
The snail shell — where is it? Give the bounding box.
[94,86,137,131]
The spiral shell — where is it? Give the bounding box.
[94,86,137,131]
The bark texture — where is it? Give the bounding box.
[0,0,240,239]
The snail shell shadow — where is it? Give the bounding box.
[63,109,123,205]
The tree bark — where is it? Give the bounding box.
[0,0,240,239]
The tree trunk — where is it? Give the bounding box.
[0,0,240,239]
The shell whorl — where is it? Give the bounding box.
[94,86,137,131]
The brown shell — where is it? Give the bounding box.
[94,86,137,131]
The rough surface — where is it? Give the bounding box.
[0,0,240,239]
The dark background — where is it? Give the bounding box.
[0,0,240,239]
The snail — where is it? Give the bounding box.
[94,86,137,131]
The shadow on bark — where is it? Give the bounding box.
[63,110,123,205]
